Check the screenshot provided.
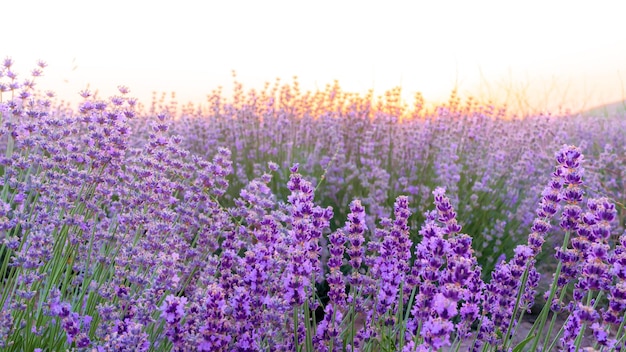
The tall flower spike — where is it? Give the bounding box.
[346,199,367,275]
[326,229,347,306]
[605,232,626,328]
[484,145,586,348]
[433,187,462,236]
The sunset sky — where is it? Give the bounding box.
[4,0,626,114]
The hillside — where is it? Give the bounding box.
[582,99,626,116]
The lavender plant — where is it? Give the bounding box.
[1,57,626,351]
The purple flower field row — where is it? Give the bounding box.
[1,59,626,351]
[167,76,625,276]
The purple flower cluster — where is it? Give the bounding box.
[371,196,412,319]
[557,197,621,350]
[48,291,92,348]
[473,145,585,350]
[282,167,333,308]
[403,188,484,350]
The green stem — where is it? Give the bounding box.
[504,263,530,350]
[529,230,572,351]
[543,287,569,350]
[397,283,405,349]
[294,307,300,351]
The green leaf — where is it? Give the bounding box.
[512,333,536,352]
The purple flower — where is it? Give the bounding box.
[3,57,14,68]
[197,284,232,351]
[560,303,599,350]
[484,259,519,337]
[345,199,367,295]
[283,169,332,309]
[591,322,616,348]
[0,308,13,348]
[421,317,454,350]
[283,252,310,306]
[406,188,485,346]
[432,187,461,235]
[482,145,587,345]
[603,232,626,328]
[160,295,187,347]
[314,304,343,351]
[372,196,412,317]
[56,310,92,347]
[95,320,151,352]
[227,286,261,351]
[431,292,457,319]
[326,229,346,306]
[268,161,279,171]
[408,216,448,323]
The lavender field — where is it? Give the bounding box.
[1,59,626,351]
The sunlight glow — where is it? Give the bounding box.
[5,0,626,114]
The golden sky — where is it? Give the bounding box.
[4,0,626,114]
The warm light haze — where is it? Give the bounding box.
[5,2,626,351]
[4,0,626,115]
